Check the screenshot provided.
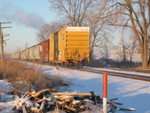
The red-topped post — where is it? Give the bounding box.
[103,73,108,113]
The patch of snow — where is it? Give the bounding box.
[20,62,150,113]
[0,80,13,93]
[108,76,150,97]
[0,80,15,113]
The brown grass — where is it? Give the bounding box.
[0,60,68,93]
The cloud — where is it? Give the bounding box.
[0,3,45,29]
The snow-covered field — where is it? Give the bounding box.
[0,62,150,113]
[0,80,15,113]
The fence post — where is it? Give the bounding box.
[103,73,108,113]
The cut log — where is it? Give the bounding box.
[51,93,92,96]
[109,101,117,109]
[110,98,118,101]
[54,95,74,101]
[71,100,81,105]
[62,104,77,112]
[39,99,46,111]
[30,89,57,98]
[33,97,41,101]
[113,102,123,105]
[70,100,82,108]
[13,89,24,94]
[22,92,29,98]
[83,99,94,104]
[35,103,40,108]
[120,107,136,111]
[36,99,44,103]
[46,97,52,102]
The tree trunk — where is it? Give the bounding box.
[90,50,94,62]
[140,37,148,69]
[142,36,148,68]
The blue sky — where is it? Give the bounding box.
[0,0,57,53]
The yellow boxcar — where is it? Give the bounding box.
[49,34,54,62]
[49,27,90,66]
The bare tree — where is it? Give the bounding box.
[89,25,103,60]
[115,35,138,63]
[127,37,138,62]
[37,21,64,42]
[98,32,113,61]
[102,0,150,68]
[49,0,93,26]
[85,1,111,60]
[117,36,129,62]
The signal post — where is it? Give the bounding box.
[103,73,108,113]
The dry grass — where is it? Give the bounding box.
[0,60,68,93]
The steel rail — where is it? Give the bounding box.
[78,68,150,82]
[30,62,150,82]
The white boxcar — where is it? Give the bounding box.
[32,44,41,60]
[20,44,41,61]
[25,49,30,60]
[12,52,21,60]
[21,50,26,60]
[28,47,34,60]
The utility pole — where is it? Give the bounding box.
[0,22,12,64]
[0,30,3,64]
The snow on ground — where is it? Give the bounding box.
[1,62,150,113]
[0,80,15,113]
[25,62,150,113]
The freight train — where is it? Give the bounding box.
[12,27,90,67]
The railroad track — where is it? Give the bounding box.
[78,67,150,82]
[25,61,150,82]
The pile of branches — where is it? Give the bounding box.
[12,89,136,113]
[12,89,102,113]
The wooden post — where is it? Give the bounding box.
[0,22,12,64]
[103,73,108,113]
[0,24,4,64]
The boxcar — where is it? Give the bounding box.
[32,44,41,60]
[11,52,21,60]
[49,27,90,66]
[28,47,34,60]
[21,50,27,60]
[25,49,30,60]
[49,34,54,62]
[20,44,41,61]
[40,40,49,62]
